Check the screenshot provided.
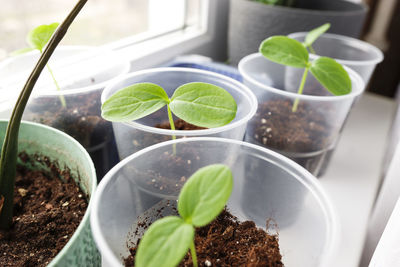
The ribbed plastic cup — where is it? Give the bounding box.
[101,67,258,159]
[288,32,383,85]
[91,137,339,267]
[239,53,364,176]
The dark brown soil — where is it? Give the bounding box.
[23,90,118,179]
[155,119,207,131]
[131,146,203,196]
[250,99,331,152]
[0,154,88,267]
[24,90,110,148]
[247,98,334,175]
[124,209,283,267]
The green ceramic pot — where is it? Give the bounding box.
[0,120,100,266]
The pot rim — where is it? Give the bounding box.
[236,0,368,16]
[288,32,384,66]
[91,136,340,267]
[101,67,258,136]
[0,119,97,266]
[238,53,365,101]
[0,46,131,96]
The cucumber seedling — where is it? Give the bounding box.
[259,23,351,112]
[14,23,66,107]
[101,82,237,153]
[0,0,88,230]
[135,164,233,267]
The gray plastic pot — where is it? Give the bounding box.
[228,0,368,65]
[0,120,100,266]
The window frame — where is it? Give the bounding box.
[109,0,229,70]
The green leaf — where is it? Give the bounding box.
[135,216,194,267]
[27,23,59,52]
[309,57,352,96]
[178,164,233,227]
[10,47,35,56]
[169,82,237,128]
[304,23,331,47]
[259,36,309,68]
[101,83,169,122]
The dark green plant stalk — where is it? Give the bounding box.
[0,0,88,230]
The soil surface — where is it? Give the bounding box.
[155,119,207,131]
[24,90,118,179]
[24,90,111,148]
[0,153,88,267]
[247,99,334,174]
[124,209,283,267]
[131,146,203,196]
[250,99,332,152]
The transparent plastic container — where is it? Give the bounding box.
[101,67,258,159]
[286,32,383,176]
[90,137,339,267]
[238,53,364,176]
[0,46,130,180]
[287,32,383,85]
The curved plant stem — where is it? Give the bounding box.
[308,45,316,55]
[190,240,198,267]
[292,68,309,112]
[46,63,67,107]
[167,104,177,155]
[0,0,88,230]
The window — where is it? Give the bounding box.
[0,0,212,63]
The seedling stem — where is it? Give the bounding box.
[46,63,66,107]
[292,68,309,112]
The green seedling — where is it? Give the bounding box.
[0,0,88,230]
[259,23,351,112]
[13,23,66,108]
[101,82,237,153]
[255,0,295,7]
[135,164,233,267]
[303,23,330,54]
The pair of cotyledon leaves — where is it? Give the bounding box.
[135,164,233,267]
[13,22,60,55]
[260,23,352,96]
[101,82,237,128]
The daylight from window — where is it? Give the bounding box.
[0,0,200,60]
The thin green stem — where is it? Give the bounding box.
[190,240,198,267]
[0,0,88,230]
[46,63,66,108]
[292,68,309,112]
[308,45,316,54]
[167,104,177,155]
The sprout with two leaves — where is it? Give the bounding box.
[259,23,351,112]
[14,23,66,107]
[135,164,233,267]
[101,82,237,153]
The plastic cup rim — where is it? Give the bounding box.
[287,32,384,66]
[101,67,258,136]
[0,46,131,97]
[90,136,340,267]
[238,52,365,101]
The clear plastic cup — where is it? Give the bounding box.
[0,46,130,179]
[287,32,383,85]
[90,137,339,267]
[101,67,258,159]
[238,53,364,176]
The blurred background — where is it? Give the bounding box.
[0,0,398,97]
